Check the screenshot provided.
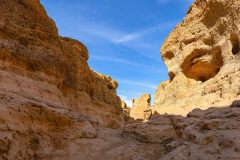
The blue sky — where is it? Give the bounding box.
[41,0,194,106]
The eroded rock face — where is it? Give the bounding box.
[2,0,240,160]
[154,0,240,115]
[0,0,124,158]
[130,94,152,120]
[124,101,240,160]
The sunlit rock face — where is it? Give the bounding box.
[0,0,124,158]
[2,0,240,159]
[154,0,240,116]
[130,94,152,120]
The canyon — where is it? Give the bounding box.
[0,0,240,159]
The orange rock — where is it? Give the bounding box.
[0,0,124,158]
[1,0,240,160]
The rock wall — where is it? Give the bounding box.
[121,100,130,115]
[154,0,240,115]
[124,101,240,160]
[0,0,124,158]
[1,0,240,160]
[130,94,152,120]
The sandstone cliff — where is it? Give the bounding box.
[130,94,152,120]
[154,0,240,115]
[1,0,240,160]
[0,0,124,158]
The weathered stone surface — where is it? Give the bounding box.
[2,0,240,160]
[121,100,130,116]
[124,101,240,160]
[154,0,240,115]
[130,94,152,120]
[123,115,181,143]
[0,0,124,158]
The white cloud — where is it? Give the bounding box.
[114,33,140,44]
[118,79,158,90]
[91,55,140,66]
[79,24,125,43]
[63,11,177,60]
[119,95,132,107]
[114,21,177,44]
[90,55,167,74]
[74,17,176,45]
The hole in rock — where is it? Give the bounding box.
[163,51,174,60]
[181,47,223,82]
[168,72,176,81]
[230,34,240,55]
[108,84,114,90]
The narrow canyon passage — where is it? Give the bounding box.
[0,0,240,159]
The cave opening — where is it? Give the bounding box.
[181,47,223,82]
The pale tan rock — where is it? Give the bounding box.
[121,100,130,115]
[123,115,181,143]
[2,0,240,160]
[124,101,240,160]
[154,0,240,116]
[130,94,152,120]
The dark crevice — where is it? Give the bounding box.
[230,34,240,55]
[168,72,176,81]
[198,76,207,82]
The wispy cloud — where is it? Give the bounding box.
[118,79,158,90]
[90,55,167,74]
[119,95,132,107]
[60,10,177,60]
[79,24,125,43]
[73,17,176,45]
[91,55,140,66]
[114,21,177,44]
[114,33,139,44]
[43,0,191,110]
